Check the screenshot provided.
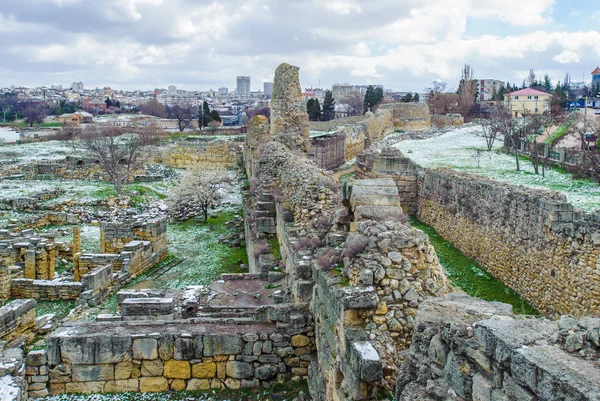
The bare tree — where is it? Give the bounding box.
[477,113,503,151]
[427,92,459,115]
[169,105,195,132]
[426,81,448,95]
[568,113,600,183]
[167,167,229,222]
[139,98,167,118]
[495,105,522,171]
[23,104,47,127]
[527,69,536,87]
[72,126,159,194]
[340,91,364,116]
[458,64,478,115]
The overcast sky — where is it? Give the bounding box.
[1,0,599,92]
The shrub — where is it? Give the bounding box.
[316,249,340,271]
[309,237,321,248]
[292,237,311,252]
[372,208,408,223]
[314,217,333,231]
[282,210,294,223]
[343,235,369,259]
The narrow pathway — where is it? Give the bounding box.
[332,165,356,182]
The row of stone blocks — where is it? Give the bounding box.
[26,321,315,396]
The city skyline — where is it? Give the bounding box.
[1,1,599,92]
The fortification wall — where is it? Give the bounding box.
[397,293,600,400]
[418,169,600,318]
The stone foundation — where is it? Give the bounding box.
[0,299,36,342]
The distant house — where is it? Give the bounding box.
[55,111,93,126]
[83,97,107,112]
[504,88,551,118]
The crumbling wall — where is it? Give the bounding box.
[308,132,346,171]
[161,140,241,169]
[100,217,167,259]
[0,299,36,342]
[418,169,600,318]
[343,110,394,161]
[397,293,600,400]
[10,279,83,300]
[356,147,420,214]
[27,307,314,397]
[270,63,310,153]
[431,113,464,128]
[378,102,431,131]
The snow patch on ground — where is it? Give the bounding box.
[0,375,20,400]
[394,125,600,212]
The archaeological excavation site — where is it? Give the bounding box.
[1,63,600,401]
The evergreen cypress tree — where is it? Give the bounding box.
[322,90,335,121]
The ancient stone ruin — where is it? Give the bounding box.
[1,62,599,401]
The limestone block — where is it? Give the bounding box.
[192,361,217,379]
[163,359,191,379]
[226,361,254,379]
[132,338,158,360]
[255,365,278,381]
[170,378,187,391]
[59,334,132,364]
[72,364,114,382]
[291,335,310,348]
[65,381,105,394]
[139,377,168,392]
[141,359,163,377]
[115,362,134,380]
[349,341,382,382]
[186,378,211,391]
[103,379,139,393]
[203,334,244,356]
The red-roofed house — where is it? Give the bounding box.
[504,88,551,117]
[592,67,600,89]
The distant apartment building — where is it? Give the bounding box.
[168,85,177,93]
[504,88,551,118]
[218,87,229,96]
[477,79,505,101]
[71,82,84,92]
[264,82,273,98]
[237,76,251,97]
[332,84,383,100]
[157,93,198,107]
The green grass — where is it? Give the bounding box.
[126,211,248,290]
[339,172,356,182]
[0,122,62,128]
[543,120,573,145]
[35,300,76,320]
[410,218,539,315]
[266,234,281,261]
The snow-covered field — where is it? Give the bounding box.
[0,140,73,162]
[0,179,113,202]
[0,127,20,143]
[394,125,600,213]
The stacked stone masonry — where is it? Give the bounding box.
[418,169,600,318]
[0,299,36,342]
[397,293,600,401]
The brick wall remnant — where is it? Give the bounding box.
[430,113,464,128]
[270,63,311,153]
[0,298,36,342]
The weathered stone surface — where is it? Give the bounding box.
[139,377,168,392]
[103,379,139,393]
[192,362,216,379]
[141,359,163,377]
[72,364,114,382]
[163,360,191,379]
[226,361,253,379]
[203,334,243,356]
[132,338,158,360]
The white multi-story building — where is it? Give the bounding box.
[72,82,84,92]
[264,82,273,98]
[237,76,251,97]
[168,85,177,94]
[477,79,505,102]
[332,84,383,100]
[218,87,229,96]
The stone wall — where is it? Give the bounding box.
[27,308,314,397]
[100,217,167,259]
[431,113,464,128]
[0,299,36,342]
[10,279,83,301]
[270,63,310,153]
[397,293,600,400]
[418,169,600,318]
[343,110,394,161]
[161,140,241,169]
[308,132,346,171]
[378,103,431,131]
[356,147,420,214]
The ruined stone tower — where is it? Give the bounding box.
[270,63,311,153]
